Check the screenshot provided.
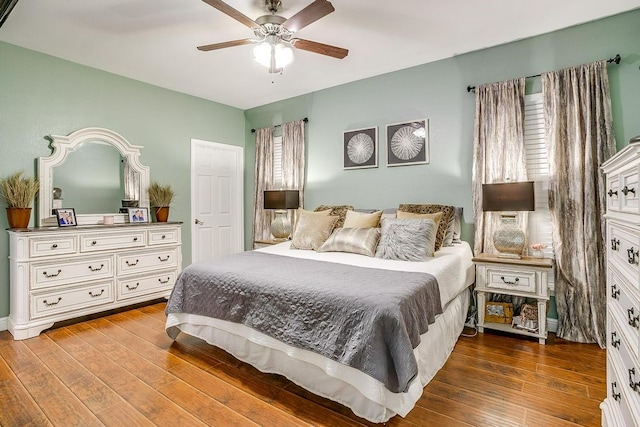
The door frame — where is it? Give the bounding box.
[190,138,244,263]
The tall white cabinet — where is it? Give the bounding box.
[8,223,182,340]
[600,138,640,427]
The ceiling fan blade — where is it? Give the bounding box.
[292,39,348,59]
[202,0,260,30]
[197,39,254,51]
[282,0,335,33]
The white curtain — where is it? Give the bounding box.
[281,119,306,226]
[252,126,274,242]
[472,78,528,256]
[542,60,616,347]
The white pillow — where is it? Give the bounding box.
[375,218,437,261]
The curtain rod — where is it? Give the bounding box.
[466,54,621,93]
[251,117,308,133]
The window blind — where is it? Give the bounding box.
[273,135,283,188]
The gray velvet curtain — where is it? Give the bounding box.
[281,119,306,226]
[472,78,528,256]
[252,126,274,242]
[542,61,616,347]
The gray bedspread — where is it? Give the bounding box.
[166,251,442,393]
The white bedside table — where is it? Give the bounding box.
[473,253,554,344]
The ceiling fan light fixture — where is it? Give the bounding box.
[253,40,293,72]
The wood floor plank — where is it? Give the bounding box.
[0,303,606,426]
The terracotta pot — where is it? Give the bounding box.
[6,207,32,229]
[154,206,170,222]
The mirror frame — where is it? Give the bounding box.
[38,127,150,227]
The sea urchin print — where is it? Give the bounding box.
[347,133,374,164]
[390,126,423,160]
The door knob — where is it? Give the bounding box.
[195,219,204,225]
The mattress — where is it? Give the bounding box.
[166,241,474,422]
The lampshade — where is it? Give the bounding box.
[482,181,535,212]
[482,181,535,259]
[253,40,293,72]
[264,190,300,210]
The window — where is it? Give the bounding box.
[273,135,283,188]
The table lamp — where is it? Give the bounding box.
[264,190,300,240]
[482,181,535,259]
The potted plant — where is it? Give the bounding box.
[0,171,39,229]
[148,182,174,222]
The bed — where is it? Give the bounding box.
[165,207,474,423]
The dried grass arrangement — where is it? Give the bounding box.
[0,171,39,208]
[147,182,175,207]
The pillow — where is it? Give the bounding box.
[318,227,381,257]
[297,207,331,217]
[381,208,397,222]
[314,205,354,228]
[343,210,382,228]
[375,218,437,261]
[290,214,338,250]
[398,204,455,251]
[443,207,464,246]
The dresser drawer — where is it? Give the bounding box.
[31,281,114,319]
[30,235,77,258]
[80,231,146,253]
[31,256,113,290]
[483,265,537,294]
[117,271,176,300]
[609,314,640,413]
[148,228,179,246]
[619,164,640,213]
[607,174,621,212]
[609,223,640,288]
[117,247,179,275]
[606,358,637,427]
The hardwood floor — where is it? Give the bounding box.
[0,303,605,426]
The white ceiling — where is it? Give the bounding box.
[1,0,639,110]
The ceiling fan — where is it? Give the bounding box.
[198,0,349,73]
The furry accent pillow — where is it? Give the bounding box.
[290,214,338,250]
[318,227,381,257]
[398,204,455,251]
[375,218,437,261]
[343,210,383,228]
[314,205,354,228]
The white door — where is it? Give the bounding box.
[191,139,244,263]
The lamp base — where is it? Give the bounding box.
[270,210,292,240]
[492,214,525,259]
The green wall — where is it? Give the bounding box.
[244,9,640,250]
[0,41,245,318]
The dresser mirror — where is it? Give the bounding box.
[38,127,150,226]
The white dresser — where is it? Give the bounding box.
[8,222,182,340]
[600,138,640,427]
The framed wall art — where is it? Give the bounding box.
[386,119,429,166]
[343,127,378,170]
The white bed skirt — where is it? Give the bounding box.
[166,288,469,423]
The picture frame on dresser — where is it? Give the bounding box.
[54,208,77,227]
[128,207,149,223]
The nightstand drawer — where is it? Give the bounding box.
[485,266,537,294]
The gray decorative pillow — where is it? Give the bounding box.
[290,214,338,250]
[375,218,437,261]
[318,227,381,257]
[443,207,463,246]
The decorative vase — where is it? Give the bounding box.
[6,207,32,229]
[154,206,170,222]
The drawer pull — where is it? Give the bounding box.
[126,283,139,291]
[627,247,639,265]
[133,237,138,242]
[161,234,166,239]
[611,382,621,401]
[500,276,519,285]
[91,240,97,246]
[611,284,621,300]
[158,277,170,284]
[51,243,58,249]
[158,255,170,262]
[611,238,620,251]
[628,308,640,328]
[43,269,62,278]
[88,264,104,272]
[89,289,104,298]
[43,297,62,307]
[611,331,620,348]
[126,259,139,267]
[608,189,618,197]
[621,185,636,196]
[629,368,640,391]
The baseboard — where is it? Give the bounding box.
[0,316,7,332]
[547,317,558,333]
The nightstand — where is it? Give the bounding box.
[473,253,553,344]
[253,239,286,249]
